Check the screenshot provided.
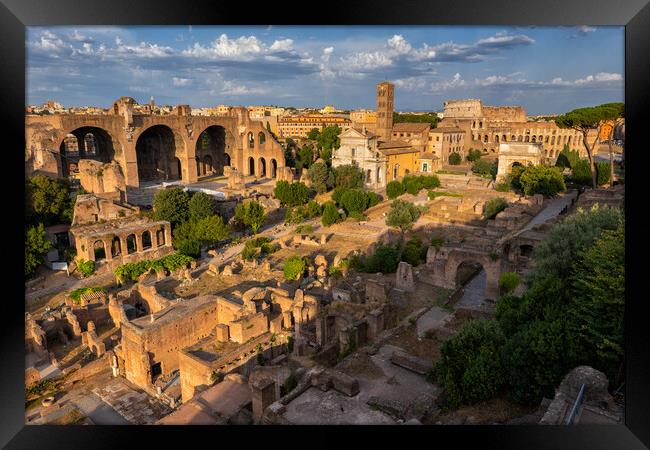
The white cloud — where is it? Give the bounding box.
[579,25,597,33]
[183,34,262,59]
[431,73,466,91]
[172,77,192,86]
[394,77,427,91]
[269,39,293,52]
[551,72,622,86]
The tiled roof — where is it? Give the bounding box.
[392,122,430,132]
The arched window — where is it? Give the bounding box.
[142,231,152,250]
[94,241,106,261]
[248,132,254,148]
[84,133,97,156]
[126,234,137,254]
[258,132,266,145]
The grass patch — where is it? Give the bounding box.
[428,191,463,200]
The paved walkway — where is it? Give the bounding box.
[453,269,495,313]
[71,392,131,425]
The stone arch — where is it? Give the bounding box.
[531,136,537,143]
[366,169,372,183]
[195,125,227,177]
[376,167,382,185]
[444,252,500,300]
[142,230,152,250]
[248,157,255,176]
[519,244,534,258]
[58,126,119,178]
[93,240,106,261]
[248,132,255,149]
[111,236,121,257]
[258,157,267,177]
[126,234,137,254]
[270,158,278,178]
[258,132,266,145]
[503,134,507,142]
[135,125,184,182]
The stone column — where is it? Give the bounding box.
[252,378,276,424]
[151,228,159,249]
[282,311,292,330]
[135,233,143,253]
[120,236,129,256]
[103,239,113,261]
[164,225,172,247]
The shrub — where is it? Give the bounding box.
[274,181,310,206]
[555,145,580,169]
[283,256,308,281]
[519,165,566,196]
[347,211,366,221]
[331,186,348,205]
[402,176,421,195]
[294,224,314,234]
[402,238,424,266]
[418,175,441,189]
[188,192,216,221]
[483,198,508,220]
[25,223,52,277]
[177,239,201,258]
[430,236,443,250]
[76,259,95,278]
[284,207,305,225]
[448,152,462,165]
[321,201,341,226]
[570,159,592,185]
[494,181,511,192]
[498,272,521,295]
[114,252,193,283]
[333,164,364,189]
[153,187,190,227]
[339,189,369,214]
[366,191,381,208]
[365,244,400,274]
[472,159,494,177]
[386,180,405,199]
[305,200,322,218]
[433,319,506,408]
[235,201,266,233]
[69,287,104,304]
[466,148,482,162]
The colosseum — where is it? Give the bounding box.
[25,97,287,188]
[439,99,587,161]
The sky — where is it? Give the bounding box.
[26,25,624,115]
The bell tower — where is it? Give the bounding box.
[376,81,394,141]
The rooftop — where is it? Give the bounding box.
[392,123,430,132]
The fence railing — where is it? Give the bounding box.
[565,383,586,425]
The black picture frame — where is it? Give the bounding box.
[2,0,648,448]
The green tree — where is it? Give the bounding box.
[176,239,201,258]
[555,102,624,188]
[333,164,364,189]
[316,126,342,154]
[193,215,231,245]
[466,148,482,162]
[26,175,72,225]
[283,256,307,281]
[365,244,400,273]
[305,200,322,218]
[339,189,369,214]
[433,319,506,408]
[402,175,422,195]
[527,205,622,284]
[235,201,266,234]
[386,200,421,235]
[471,159,494,177]
[566,224,625,383]
[570,159,593,185]
[153,187,190,227]
[448,152,462,165]
[307,162,335,194]
[393,112,439,128]
[274,181,309,207]
[555,144,580,169]
[595,161,611,186]
[321,201,341,226]
[519,165,566,196]
[296,144,314,173]
[188,192,216,221]
[25,224,52,277]
[307,128,320,140]
[386,180,405,199]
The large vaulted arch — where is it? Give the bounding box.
[58,126,119,178]
[135,125,184,182]
[195,125,228,177]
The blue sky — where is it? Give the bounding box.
[27,25,624,115]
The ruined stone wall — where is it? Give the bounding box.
[177,350,214,403]
[483,106,526,122]
[228,312,269,344]
[121,299,220,389]
[25,102,287,188]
